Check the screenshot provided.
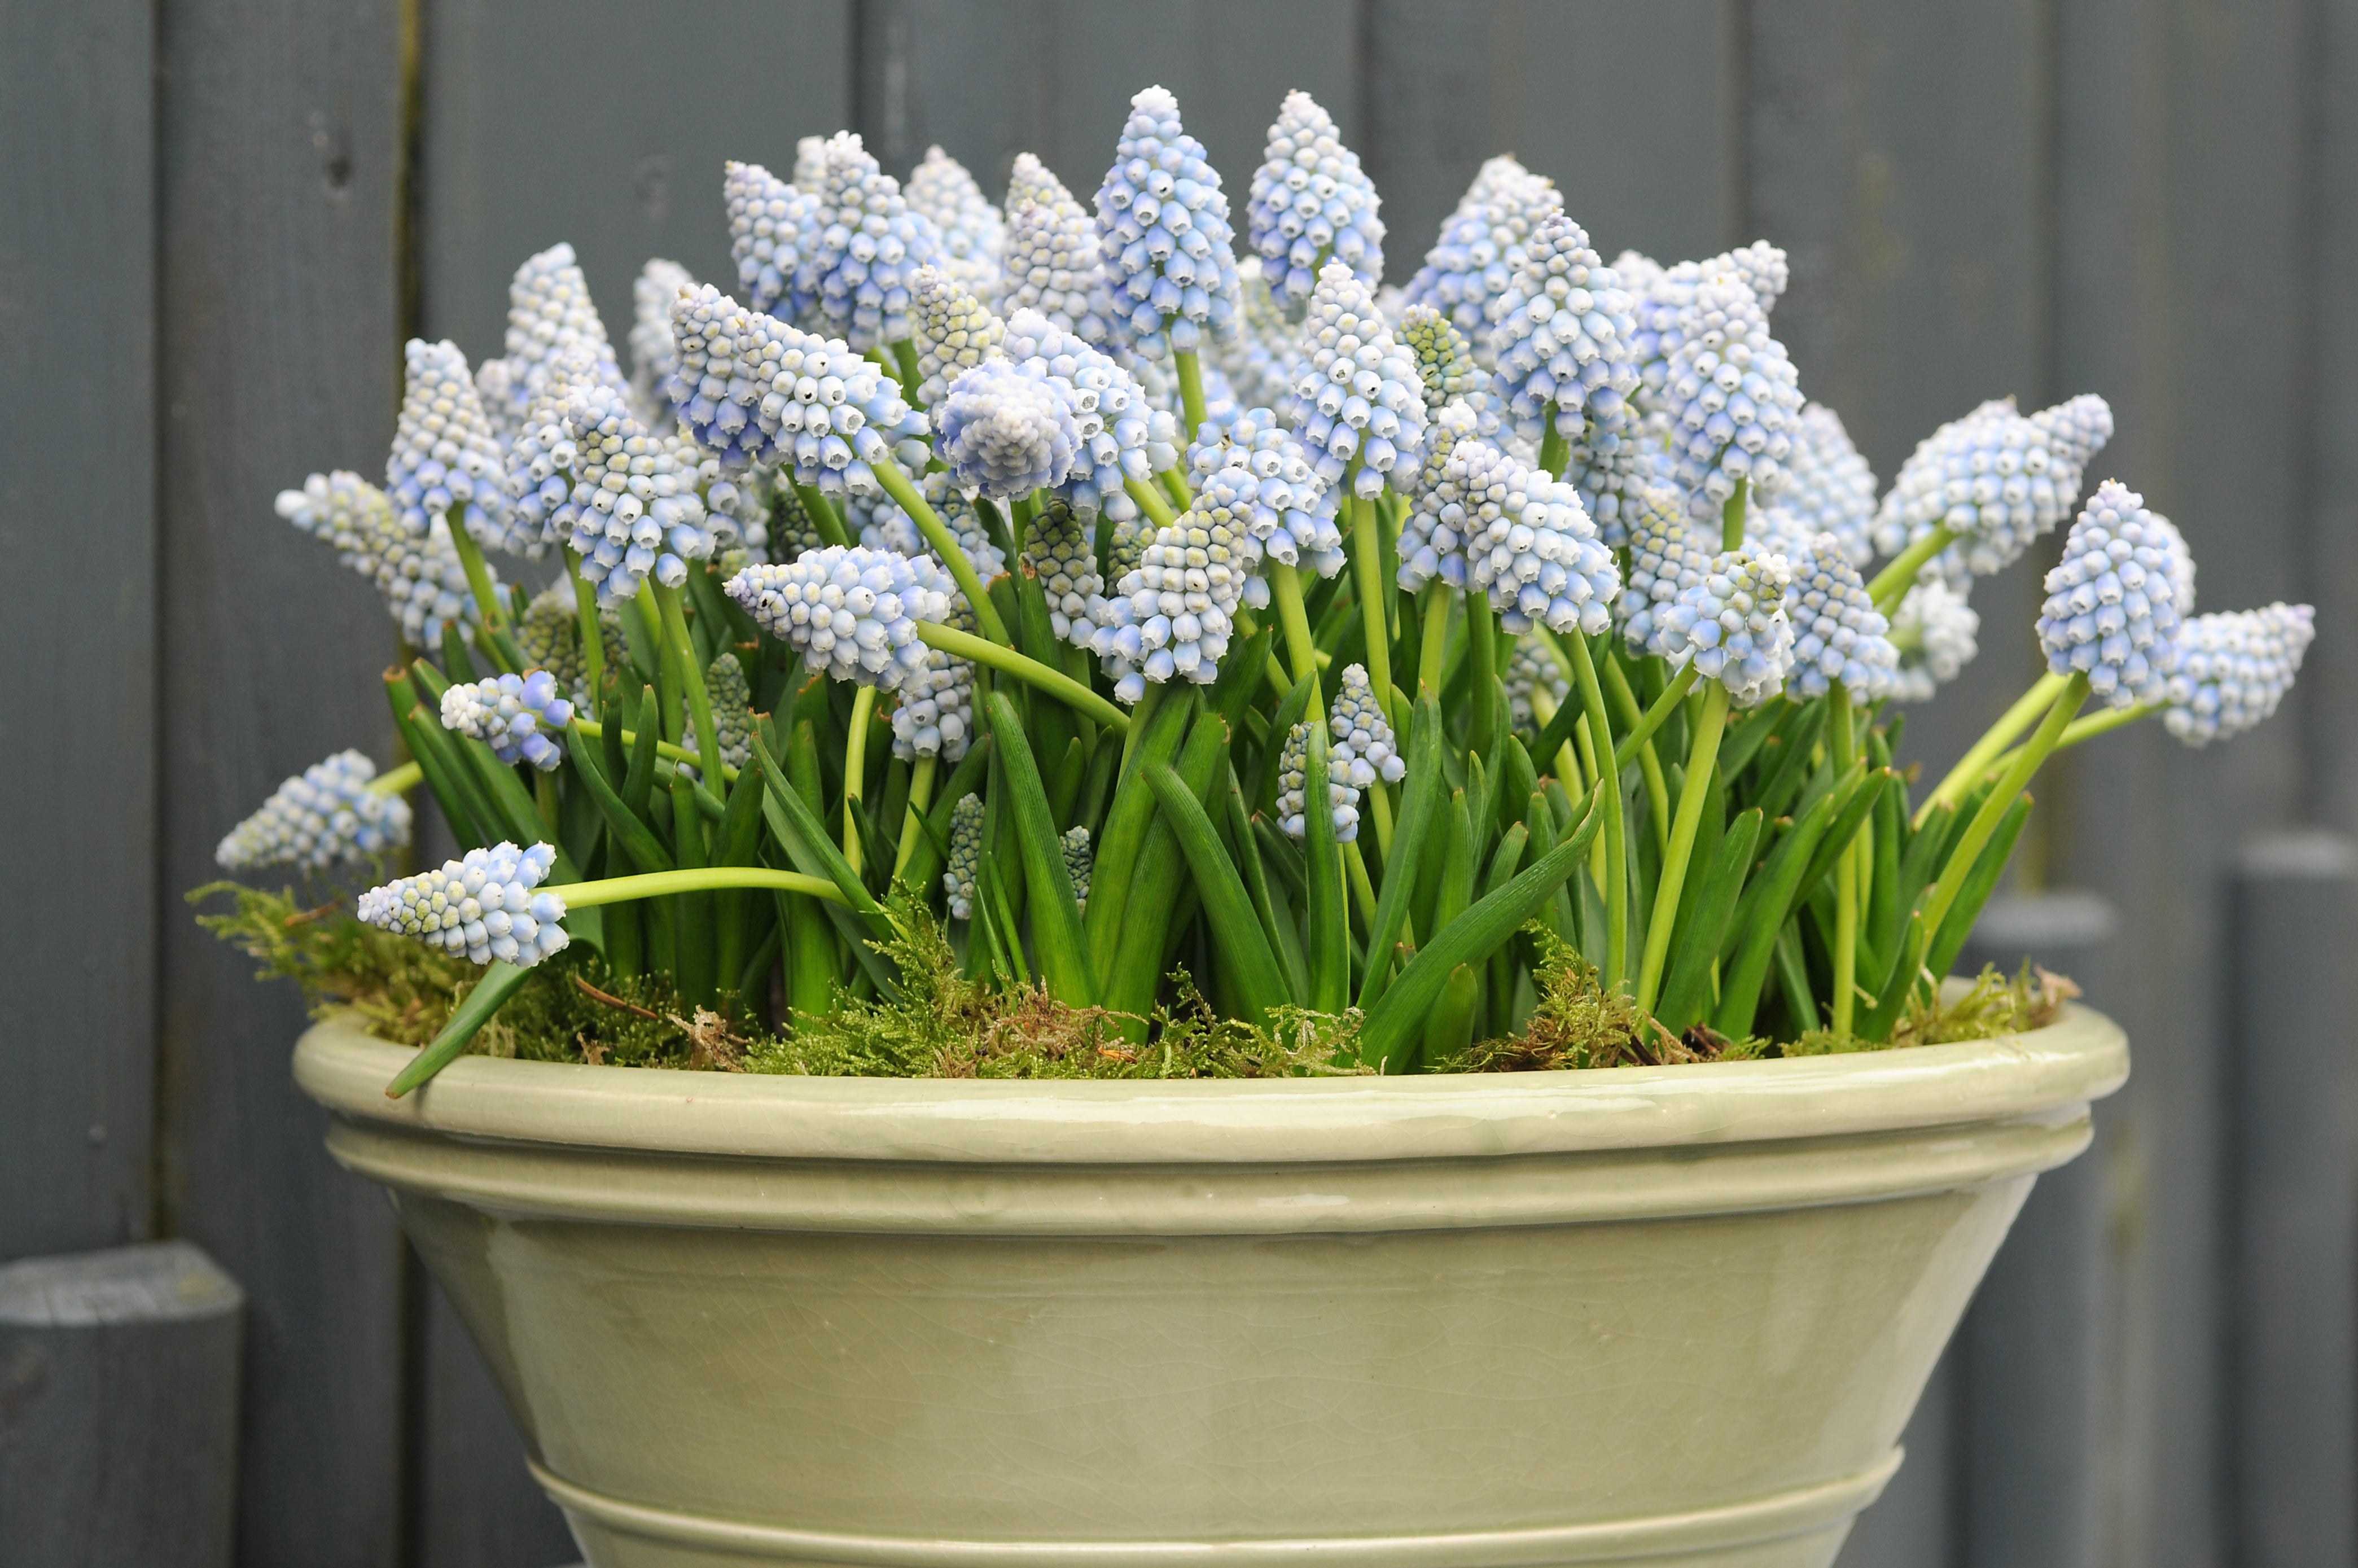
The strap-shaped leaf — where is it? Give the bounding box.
[1654,807,1764,1033]
[1301,721,1350,1013]
[983,690,1096,1006]
[1143,765,1292,1024]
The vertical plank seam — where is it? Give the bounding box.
[2294,0,2330,821]
[144,0,172,1250]
[1729,0,1753,243]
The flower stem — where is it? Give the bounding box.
[888,338,924,405]
[1269,562,1323,703]
[2057,698,2163,748]
[650,581,724,799]
[1350,488,1397,731]
[1174,348,1208,436]
[1611,660,1700,773]
[1637,679,1730,1014]
[1721,478,1748,551]
[1919,672,2088,940]
[1602,652,1674,862]
[1159,466,1194,511]
[893,754,939,880]
[367,760,424,796]
[916,620,1129,733]
[557,865,848,909]
[446,515,506,635]
[1562,628,1631,992]
[562,547,607,708]
[1463,590,1497,761]
[870,454,1011,644]
[570,719,738,784]
[1830,683,1859,1036]
[843,684,876,873]
[1417,582,1450,696]
[1865,524,1960,613]
[1916,671,2069,826]
[794,483,854,549]
[1537,402,1570,480]
[1124,474,1181,531]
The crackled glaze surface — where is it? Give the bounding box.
[296,1006,2125,1567]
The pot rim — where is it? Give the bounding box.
[294,1002,2125,1168]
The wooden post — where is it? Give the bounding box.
[2226,831,2358,1567]
[0,1243,243,1567]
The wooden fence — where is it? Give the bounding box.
[6,2,2355,1564]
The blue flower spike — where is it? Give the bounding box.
[724,545,956,690]
[1094,86,1243,360]
[1786,536,1898,701]
[1191,405,1344,579]
[905,146,1005,308]
[1285,261,1428,499]
[911,265,1008,409]
[1402,155,1563,365]
[1489,212,1638,452]
[629,259,696,428]
[440,668,577,772]
[357,841,569,968]
[1888,580,1980,702]
[216,750,413,873]
[1247,90,1383,314]
[937,358,1082,500]
[1446,438,1623,637]
[1001,154,1120,344]
[1874,394,2115,589]
[563,382,713,602]
[802,132,943,351]
[1659,543,1798,709]
[725,160,821,323]
[388,339,512,548]
[1277,720,1360,843]
[1328,664,1405,788]
[1615,482,1714,657]
[2166,603,2315,747]
[2035,479,2188,709]
[278,470,480,648]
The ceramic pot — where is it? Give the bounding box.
[295,1004,2125,1567]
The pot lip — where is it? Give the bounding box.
[294,1002,2127,1167]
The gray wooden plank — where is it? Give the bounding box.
[2225,832,2358,1567]
[0,0,159,1262]
[155,1,414,1563]
[2306,0,2358,847]
[1835,1347,1957,1568]
[0,1243,244,1568]
[419,0,853,367]
[1362,0,1738,284]
[2044,2,2317,1564]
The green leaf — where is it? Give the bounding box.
[750,729,900,999]
[1655,807,1764,1033]
[983,690,1097,1005]
[566,721,674,873]
[1225,764,1307,1003]
[1357,693,1445,1009]
[1084,688,1195,980]
[1103,710,1231,1030]
[1711,769,1857,1038]
[1143,764,1292,1022]
[1301,720,1351,1013]
[1925,790,2033,981]
[383,961,532,1098]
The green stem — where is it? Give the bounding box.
[2057,698,2162,749]
[1269,562,1323,702]
[1562,628,1631,992]
[1601,652,1675,863]
[1611,660,1699,774]
[1865,524,1960,613]
[1367,779,1395,857]
[1919,673,2088,940]
[445,514,506,636]
[917,621,1129,733]
[1119,680,1166,774]
[1636,680,1730,1014]
[651,581,724,799]
[1350,488,1397,732]
[1159,466,1193,511]
[571,720,737,784]
[1417,582,1450,696]
[870,455,1011,644]
[794,483,854,549]
[1463,589,1496,761]
[367,760,424,796]
[1721,477,1748,551]
[888,338,923,405]
[1916,671,2070,826]
[1124,474,1181,531]
[843,685,876,873]
[1174,348,1208,437]
[1830,684,1859,1036]
[559,866,848,909]
[1537,402,1569,480]
[562,547,606,708]
[893,755,939,881]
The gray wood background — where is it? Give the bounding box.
[6,2,2352,1563]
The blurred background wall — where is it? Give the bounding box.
[6,2,2355,1565]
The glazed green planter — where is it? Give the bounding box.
[295,1004,2126,1568]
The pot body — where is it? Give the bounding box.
[295,1008,2126,1568]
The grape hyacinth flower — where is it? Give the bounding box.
[629,259,696,427]
[440,669,575,771]
[1092,498,1264,703]
[1217,257,1308,410]
[501,244,624,420]
[1786,537,1899,701]
[910,265,1007,408]
[1448,439,1623,637]
[905,146,1005,306]
[1394,400,1486,593]
[1888,579,1981,702]
[1778,404,1879,568]
[889,638,976,765]
[1505,638,1571,731]
[1328,664,1405,787]
[357,841,569,968]
[936,358,1081,498]
[2166,603,2315,746]
[277,470,480,648]
[942,794,984,919]
[768,478,827,561]
[1094,86,1243,359]
[1000,155,1120,344]
[564,382,713,601]
[724,545,954,689]
[861,469,1007,582]
[388,339,512,548]
[1402,155,1563,363]
[1873,394,2115,589]
[1285,262,1428,497]
[1001,309,1164,521]
[1061,826,1094,914]
[1659,544,1798,708]
[1625,240,1791,414]
[708,651,756,771]
[1615,483,1714,657]
[1023,501,1107,647]
[801,132,941,350]
[1660,277,1804,526]
[1489,213,1638,449]
[2035,480,2187,708]
[216,750,413,873]
[691,441,772,560]
[1276,721,1360,843]
[1191,406,1344,577]
[516,582,625,708]
[725,160,821,322]
[1247,90,1383,312]
[793,134,827,190]
[502,343,602,550]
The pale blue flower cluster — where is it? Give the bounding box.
[493,243,623,437]
[357,841,568,968]
[1873,394,2115,588]
[1776,404,1878,568]
[1062,826,1094,913]
[1023,501,1107,647]
[1659,544,1797,708]
[1285,262,1428,498]
[1094,86,1242,358]
[1786,537,1897,702]
[440,669,575,771]
[1190,406,1343,577]
[1395,401,1482,593]
[724,545,954,690]
[1615,483,1713,656]
[564,382,712,601]
[1448,439,1622,636]
[2036,479,2186,708]
[1402,156,1562,363]
[1000,155,1119,344]
[503,343,602,551]
[1659,276,1804,525]
[889,629,975,764]
[1001,309,1162,521]
[943,793,984,919]
[1505,638,1571,731]
[911,265,1007,408]
[1625,241,1789,404]
[216,750,412,873]
[2166,603,2315,746]
[937,358,1081,498]
[1092,495,1263,703]
[1217,259,1307,410]
[1277,720,1360,843]
[630,259,695,428]
[388,339,512,548]
[1328,664,1404,787]
[691,443,772,560]
[905,146,1005,307]
[804,132,941,349]
[1247,91,1383,312]
[725,160,821,322]
[277,470,479,647]
[1489,213,1637,447]
[707,651,755,772]
[1887,580,1980,703]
